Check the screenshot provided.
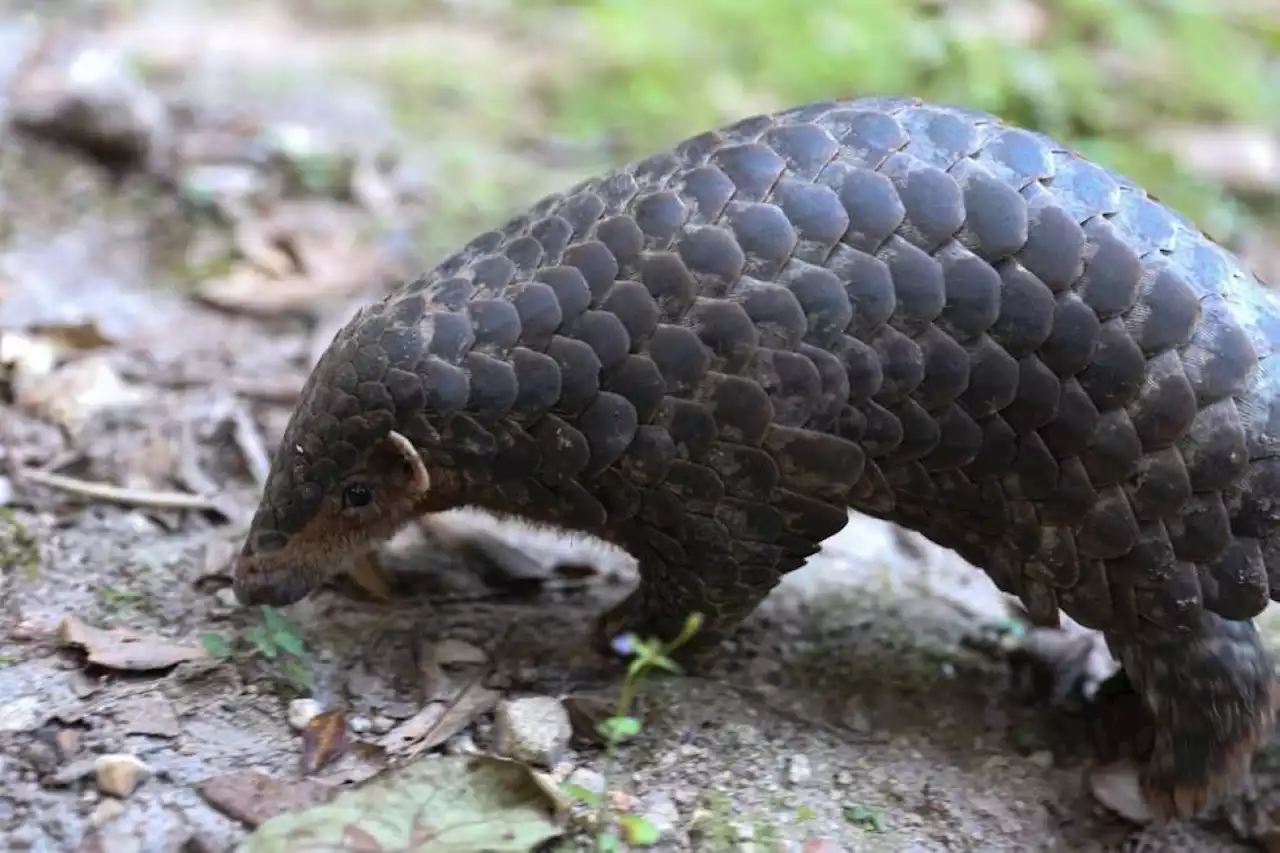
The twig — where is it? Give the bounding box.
[228,399,271,486]
[15,467,223,512]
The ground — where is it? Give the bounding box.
[3,2,1280,852]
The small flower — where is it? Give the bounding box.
[610,633,639,657]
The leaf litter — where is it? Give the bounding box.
[56,614,212,671]
[241,755,564,853]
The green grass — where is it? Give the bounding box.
[527,0,1280,236]
[336,0,1280,252]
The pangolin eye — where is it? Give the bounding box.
[342,484,373,509]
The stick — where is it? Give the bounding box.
[16,468,222,512]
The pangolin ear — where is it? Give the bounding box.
[385,430,431,497]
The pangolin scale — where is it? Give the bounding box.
[233,96,1280,823]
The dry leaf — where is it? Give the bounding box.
[242,756,562,853]
[380,684,502,760]
[314,740,387,787]
[57,615,210,671]
[16,355,149,433]
[301,709,350,774]
[197,770,337,828]
[27,322,116,351]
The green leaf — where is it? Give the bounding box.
[261,606,291,634]
[619,815,661,846]
[596,832,621,853]
[557,781,602,807]
[199,633,233,659]
[843,803,886,832]
[596,716,642,743]
[249,627,278,659]
[271,629,306,658]
[242,755,563,852]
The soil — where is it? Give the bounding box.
[1,4,1278,852]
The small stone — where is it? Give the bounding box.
[56,728,81,760]
[609,790,636,812]
[0,696,45,732]
[835,770,853,786]
[1028,750,1054,769]
[445,733,479,755]
[89,797,126,827]
[566,767,605,797]
[348,716,372,734]
[644,793,680,837]
[493,697,572,768]
[93,754,152,798]
[370,715,394,734]
[287,698,322,731]
[787,754,812,786]
[674,787,699,807]
[434,639,488,666]
[214,588,238,608]
[734,822,756,841]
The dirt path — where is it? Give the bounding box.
[1,4,1278,852]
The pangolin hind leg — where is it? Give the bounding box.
[1099,613,1276,820]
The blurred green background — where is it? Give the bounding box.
[84,0,1279,272]
[286,0,1280,266]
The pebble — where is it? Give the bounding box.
[674,787,699,807]
[0,697,46,733]
[287,698,322,731]
[493,697,572,768]
[214,588,238,608]
[1028,750,1054,769]
[787,754,812,786]
[89,797,126,827]
[370,715,395,734]
[566,767,606,797]
[433,639,488,666]
[644,793,681,838]
[93,754,152,798]
[445,733,479,755]
[348,716,372,735]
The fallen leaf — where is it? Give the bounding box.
[197,770,337,828]
[315,741,388,787]
[242,755,563,853]
[57,615,210,671]
[16,355,149,433]
[380,685,502,760]
[28,322,116,351]
[302,709,350,774]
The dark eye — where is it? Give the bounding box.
[342,484,373,509]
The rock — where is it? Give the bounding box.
[1027,750,1054,769]
[787,754,812,786]
[566,767,606,797]
[55,728,81,760]
[370,714,394,734]
[444,733,479,755]
[287,698,322,731]
[89,796,126,827]
[93,754,152,798]
[0,696,46,732]
[644,793,681,838]
[493,697,572,768]
[348,716,371,734]
[433,639,488,666]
